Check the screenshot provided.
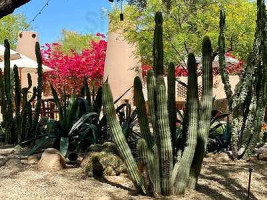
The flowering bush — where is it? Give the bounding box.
[142,52,244,78]
[42,33,107,95]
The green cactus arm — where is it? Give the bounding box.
[4,39,11,105]
[147,70,158,139]
[13,65,21,114]
[50,82,63,120]
[83,76,92,106]
[167,62,177,154]
[32,42,43,136]
[13,65,22,143]
[102,82,146,194]
[188,36,213,189]
[26,73,32,90]
[93,86,102,114]
[137,139,161,196]
[244,0,267,158]
[3,39,14,143]
[29,87,37,103]
[156,76,173,196]
[134,76,154,148]
[218,9,233,112]
[153,12,164,77]
[0,69,4,106]
[173,53,199,195]
[231,0,267,158]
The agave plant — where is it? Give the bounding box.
[176,107,230,153]
[26,83,100,157]
[26,78,140,157]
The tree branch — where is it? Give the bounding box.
[0,0,30,19]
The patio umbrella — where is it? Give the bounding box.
[0,45,52,72]
[0,45,21,60]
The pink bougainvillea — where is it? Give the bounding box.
[142,51,244,78]
[42,34,107,95]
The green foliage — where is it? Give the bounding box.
[0,14,28,49]
[57,30,99,54]
[110,0,256,65]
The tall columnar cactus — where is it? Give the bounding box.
[2,39,14,143]
[32,42,43,137]
[102,11,215,196]
[153,12,164,77]
[14,65,22,142]
[156,75,173,195]
[0,40,41,144]
[102,82,146,194]
[173,54,199,194]
[134,76,154,149]
[219,1,267,159]
[218,9,233,112]
[167,62,177,154]
[188,36,213,189]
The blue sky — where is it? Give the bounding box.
[15,0,112,45]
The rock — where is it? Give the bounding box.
[38,148,66,171]
[255,144,267,154]
[14,145,23,152]
[5,158,23,170]
[27,154,41,164]
[257,152,267,161]
[214,152,232,162]
[0,148,14,155]
[96,197,111,200]
[0,156,8,167]
[83,151,126,177]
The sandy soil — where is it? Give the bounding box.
[0,146,266,200]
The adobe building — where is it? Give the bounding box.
[104,27,142,104]
[16,31,39,91]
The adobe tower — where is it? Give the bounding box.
[104,27,141,103]
[16,31,39,61]
[16,31,39,90]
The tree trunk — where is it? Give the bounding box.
[0,0,30,19]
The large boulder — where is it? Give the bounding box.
[38,148,66,172]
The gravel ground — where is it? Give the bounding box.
[0,146,266,200]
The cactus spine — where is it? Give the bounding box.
[102,82,146,194]
[188,36,213,189]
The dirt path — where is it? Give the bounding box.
[0,146,266,200]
